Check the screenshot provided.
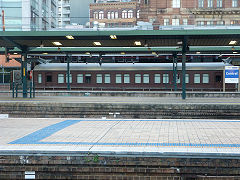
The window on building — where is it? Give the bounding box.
[173,0,180,8]
[143,74,149,83]
[183,19,188,25]
[215,75,221,82]
[128,10,133,18]
[124,74,130,83]
[66,74,72,83]
[137,10,140,19]
[164,19,170,26]
[186,74,189,84]
[77,74,83,83]
[135,74,141,83]
[194,74,201,83]
[172,19,180,26]
[116,74,122,83]
[217,0,222,7]
[99,11,104,19]
[231,20,239,25]
[208,0,213,7]
[111,12,115,19]
[144,0,149,5]
[217,21,224,25]
[46,75,52,82]
[85,74,91,84]
[107,12,111,19]
[58,74,64,83]
[105,74,111,83]
[207,21,213,26]
[176,74,181,84]
[232,0,238,7]
[115,12,118,19]
[122,10,128,19]
[163,74,169,83]
[93,12,98,19]
[96,74,102,83]
[198,0,204,7]
[197,21,205,26]
[38,74,42,84]
[154,74,161,84]
[203,74,209,83]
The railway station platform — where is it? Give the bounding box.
[1,118,240,179]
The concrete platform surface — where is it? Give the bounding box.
[1,118,240,157]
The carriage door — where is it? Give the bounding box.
[214,72,222,90]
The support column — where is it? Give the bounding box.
[67,54,71,91]
[172,53,177,91]
[182,36,188,100]
[22,52,28,98]
[223,67,225,92]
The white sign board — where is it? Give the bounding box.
[225,66,239,84]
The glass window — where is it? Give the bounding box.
[177,74,181,84]
[232,0,238,7]
[93,12,98,19]
[135,74,141,83]
[164,19,169,26]
[198,0,204,7]
[85,74,91,84]
[77,74,83,83]
[99,11,104,19]
[122,10,127,19]
[215,75,221,82]
[154,74,161,84]
[46,75,52,82]
[183,19,188,25]
[124,74,130,83]
[137,10,140,19]
[107,12,111,19]
[163,74,169,84]
[66,74,72,83]
[173,0,180,8]
[143,74,149,84]
[208,0,213,7]
[38,74,42,84]
[217,0,222,7]
[96,74,102,83]
[203,74,209,83]
[172,19,179,26]
[58,74,64,83]
[186,74,189,84]
[111,12,114,19]
[116,74,122,84]
[144,0,149,5]
[194,74,201,83]
[105,74,110,83]
[115,11,118,19]
[128,10,133,18]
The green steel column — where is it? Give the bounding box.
[182,36,188,100]
[22,53,27,98]
[173,53,177,91]
[67,54,71,91]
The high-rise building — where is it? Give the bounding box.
[58,0,70,28]
[0,0,57,31]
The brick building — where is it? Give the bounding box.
[90,0,240,28]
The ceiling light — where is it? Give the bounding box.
[233,52,238,54]
[196,52,201,54]
[13,53,18,55]
[66,35,74,40]
[52,41,62,46]
[121,52,125,55]
[110,35,117,39]
[85,52,90,55]
[229,40,237,45]
[42,52,48,55]
[93,42,101,46]
[152,52,157,55]
[134,41,141,46]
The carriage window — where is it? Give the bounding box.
[105,74,111,84]
[203,74,209,83]
[66,74,72,83]
[58,74,64,83]
[85,74,91,84]
[216,75,221,82]
[96,74,102,84]
[194,74,200,83]
[177,74,181,84]
[186,74,189,84]
[143,74,149,83]
[116,74,122,84]
[163,74,169,83]
[154,74,161,83]
[135,74,141,83]
[124,74,130,83]
[38,74,42,84]
[77,74,83,83]
[46,75,52,82]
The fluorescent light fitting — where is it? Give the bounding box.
[93,42,101,46]
[120,52,126,55]
[52,41,62,46]
[85,52,90,55]
[196,52,201,54]
[42,52,48,55]
[13,53,18,55]
[110,35,117,39]
[233,52,238,54]
[134,41,141,46]
[229,40,237,45]
[66,35,74,40]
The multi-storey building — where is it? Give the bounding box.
[90,0,140,28]
[90,0,240,28]
[0,0,57,31]
[58,0,70,27]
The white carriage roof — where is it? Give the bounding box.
[34,62,228,71]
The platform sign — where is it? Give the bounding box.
[225,66,239,83]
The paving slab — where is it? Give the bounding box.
[1,118,240,157]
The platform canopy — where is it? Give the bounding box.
[0,29,240,54]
